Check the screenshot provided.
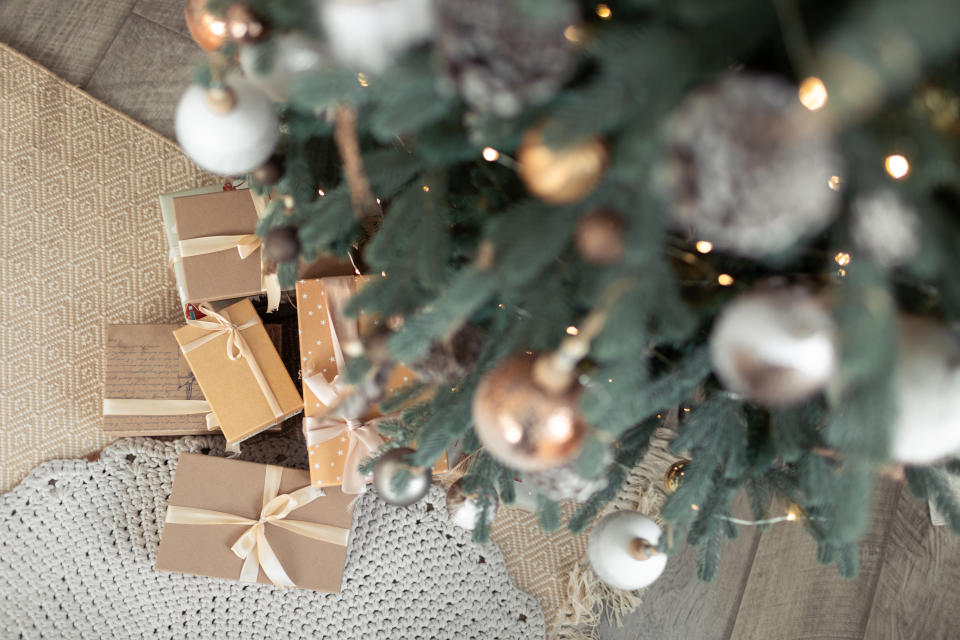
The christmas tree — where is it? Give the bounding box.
[176,0,960,581]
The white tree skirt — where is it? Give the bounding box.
[0,435,544,639]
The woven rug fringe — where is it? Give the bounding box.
[556,422,679,639]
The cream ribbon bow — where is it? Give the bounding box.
[164,465,349,587]
[303,374,386,494]
[181,304,285,422]
[302,277,385,494]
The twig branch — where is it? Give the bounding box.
[333,105,381,240]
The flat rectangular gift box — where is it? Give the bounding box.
[161,186,266,306]
[173,299,303,446]
[156,453,355,592]
[102,323,283,437]
[296,276,448,489]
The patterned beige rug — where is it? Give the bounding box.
[0,42,217,491]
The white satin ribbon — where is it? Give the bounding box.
[102,398,220,430]
[163,465,349,588]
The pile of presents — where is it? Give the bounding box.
[102,184,447,592]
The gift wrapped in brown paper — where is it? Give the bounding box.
[296,276,448,492]
[102,323,283,437]
[155,453,354,592]
[160,186,357,313]
[173,299,302,446]
[163,187,283,310]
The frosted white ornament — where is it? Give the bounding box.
[587,511,667,590]
[710,286,836,406]
[175,78,279,176]
[240,33,326,102]
[890,316,960,464]
[316,0,435,74]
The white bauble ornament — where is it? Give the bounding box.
[588,511,667,591]
[175,78,279,175]
[316,0,435,74]
[240,33,326,102]
[890,316,960,464]
[710,286,836,406]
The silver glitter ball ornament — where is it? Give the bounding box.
[660,74,842,255]
[373,447,432,506]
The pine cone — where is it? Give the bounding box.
[436,0,579,118]
[408,325,482,384]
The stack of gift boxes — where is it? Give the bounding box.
[103,185,447,592]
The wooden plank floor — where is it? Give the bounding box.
[3,2,960,638]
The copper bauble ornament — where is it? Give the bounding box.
[251,155,284,185]
[575,209,625,264]
[664,459,689,494]
[472,353,588,472]
[373,447,431,506]
[225,3,267,43]
[446,479,498,531]
[517,125,607,204]
[264,225,301,263]
[184,0,228,51]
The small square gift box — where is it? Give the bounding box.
[296,276,448,492]
[102,323,283,437]
[159,185,356,316]
[155,453,354,592]
[173,299,303,446]
[159,185,281,311]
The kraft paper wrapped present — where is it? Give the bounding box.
[155,453,354,592]
[296,276,448,492]
[159,185,356,314]
[102,323,282,437]
[173,299,303,446]
[159,185,281,310]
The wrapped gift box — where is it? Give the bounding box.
[296,276,448,490]
[156,453,354,592]
[160,186,356,311]
[102,323,282,437]
[173,299,302,446]
[160,186,268,307]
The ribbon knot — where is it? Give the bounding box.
[165,465,349,588]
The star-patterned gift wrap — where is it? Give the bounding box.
[296,276,448,489]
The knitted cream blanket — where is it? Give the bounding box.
[0,435,545,639]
